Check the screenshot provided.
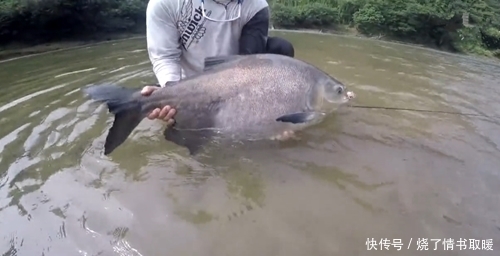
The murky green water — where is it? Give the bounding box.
[1,31,499,256]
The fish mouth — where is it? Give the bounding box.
[343,90,356,102]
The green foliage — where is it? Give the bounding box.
[271,2,338,28]
[271,4,302,28]
[301,3,338,27]
[0,0,147,45]
[481,27,500,48]
[1,0,500,57]
[337,0,366,24]
[452,27,492,56]
[352,2,386,35]
[270,0,500,57]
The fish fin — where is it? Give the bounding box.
[276,112,325,124]
[83,84,145,155]
[203,55,242,71]
[104,110,143,155]
[163,128,213,155]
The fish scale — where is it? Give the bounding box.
[83,54,355,155]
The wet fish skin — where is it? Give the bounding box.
[83,53,353,155]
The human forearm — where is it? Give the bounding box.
[146,0,182,87]
[149,56,181,87]
[239,7,270,55]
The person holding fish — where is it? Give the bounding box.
[142,0,295,136]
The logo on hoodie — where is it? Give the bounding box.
[178,0,211,50]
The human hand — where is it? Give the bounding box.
[270,130,297,141]
[141,85,176,126]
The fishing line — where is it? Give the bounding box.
[349,105,495,118]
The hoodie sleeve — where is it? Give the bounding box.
[146,0,182,87]
[239,1,270,55]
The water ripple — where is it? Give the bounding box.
[1,35,499,256]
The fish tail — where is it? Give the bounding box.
[83,84,144,155]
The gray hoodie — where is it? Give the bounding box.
[146,0,269,86]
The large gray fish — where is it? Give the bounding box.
[83,54,355,155]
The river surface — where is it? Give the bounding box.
[1,31,499,256]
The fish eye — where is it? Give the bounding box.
[336,86,344,95]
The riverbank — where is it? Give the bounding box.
[274,27,500,60]
[0,32,145,62]
[1,27,499,63]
